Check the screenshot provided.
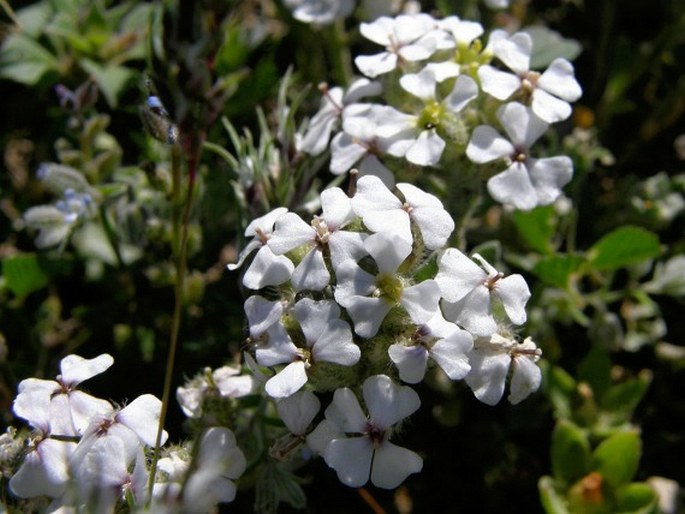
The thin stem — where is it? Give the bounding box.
[147,142,190,499]
[0,0,19,27]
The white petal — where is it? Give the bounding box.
[466,125,514,164]
[448,287,498,336]
[291,248,330,291]
[346,295,392,338]
[478,65,521,100]
[330,132,367,173]
[328,387,367,433]
[268,212,315,254]
[352,174,401,216]
[528,156,574,205]
[401,280,441,324]
[242,246,294,289]
[370,441,423,489]
[435,248,487,303]
[493,31,532,74]
[333,260,377,307]
[498,102,548,149]
[116,394,167,447]
[509,355,542,404]
[277,390,321,435]
[399,69,436,101]
[495,274,531,325]
[255,338,298,367]
[444,75,478,113]
[388,344,428,384]
[408,206,454,250]
[363,374,420,429]
[359,17,394,46]
[538,58,582,102]
[265,361,308,398]
[430,332,473,380]
[423,61,460,82]
[328,230,368,270]
[398,42,433,62]
[465,350,510,405]
[532,88,572,123]
[365,232,412,274]
[294,298,340,342]
[306,419,344,455]
[405,130,445,167]
[67,391,114,435]
[344,77,383,104]
[244,295,283,336]
[313,319,360,366]
[324,437,373,487]
[13,385,52,432]
[355,52,398,77]
[60,353,113,386]
[487,162,538,211]
[244,207,287,237]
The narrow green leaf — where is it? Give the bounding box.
[533,254,585,289]
[2,253,50,297]
[600,371,652,416]
[551,420,592,484]
[544,363,576,420]
[512,205,555,255]
[592,430,641,487]
[588,226,661,271]
[578,347,612,400]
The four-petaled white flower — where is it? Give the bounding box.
[465,334,542,405]
[334,232,441,337]
[321,375,423,489]
[261,298,360,398]
[389,311,473,384]
[268,187,367,291]
[436,248,531,336]
[479,30,582,123]
[466,102,574,210]
[355,14,439,78]
[352,174,455,250]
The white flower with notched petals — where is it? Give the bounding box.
[389,311,473,384]
[321,375,422,489]
[466,102,574,210]
[334,232,441,338]
[267,188,367,291]
[227,207,294,290]
[262,298,360,398]
[465,334,542,405]
[355,14,439,78]
[14,353,114,438]
[436,248,531,336]
[352,175,454,250]
[299,79,382,156]
[276,390,321,436]
[375,68,478,166]
[245,295,293,354]
[479,30,582,123]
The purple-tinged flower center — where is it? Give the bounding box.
[364,421,386,448]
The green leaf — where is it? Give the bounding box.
[533,254,585,289]
[81,59,137,107]
[512,205,556,254]
[524,26,582,69]
[578,347,612,400]
[615,483,659,514]
[255,461,306,513]
[544,363,576,420]
[600,371,652,416]
[2,253,51,297]
[592,430,641,487]
[587,227,661,271]
[551,420,592,484]
[0,33,59,84]
[16,2,55,38]
[538,476,571,514]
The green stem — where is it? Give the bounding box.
[99,205,125,268]
[0,0,19,27]
[324,20,353,86]
[147,143,190,499]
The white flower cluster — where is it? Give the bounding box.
[225,174,542,489]
[298,12,582,210]
[8,353,245,513]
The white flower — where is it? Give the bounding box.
[352,174,454,250]
[299,79,382,156]
[465,334,542,405]
[435,249,531,336]
[376,70,478,166]
[466,102,574,210]
[334,232,441,338]
[438,16,484,47]
[321,375,422,489]
[262,298,359,398]
[245,295,293,357]
[284,0,354,25]
[14,353,114,437]
[355,14,438,78]
[227,207,294,290]
[276,390,321,435]
[267,187,367,291]
[389,311,472,383]
[479,30,582,123]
